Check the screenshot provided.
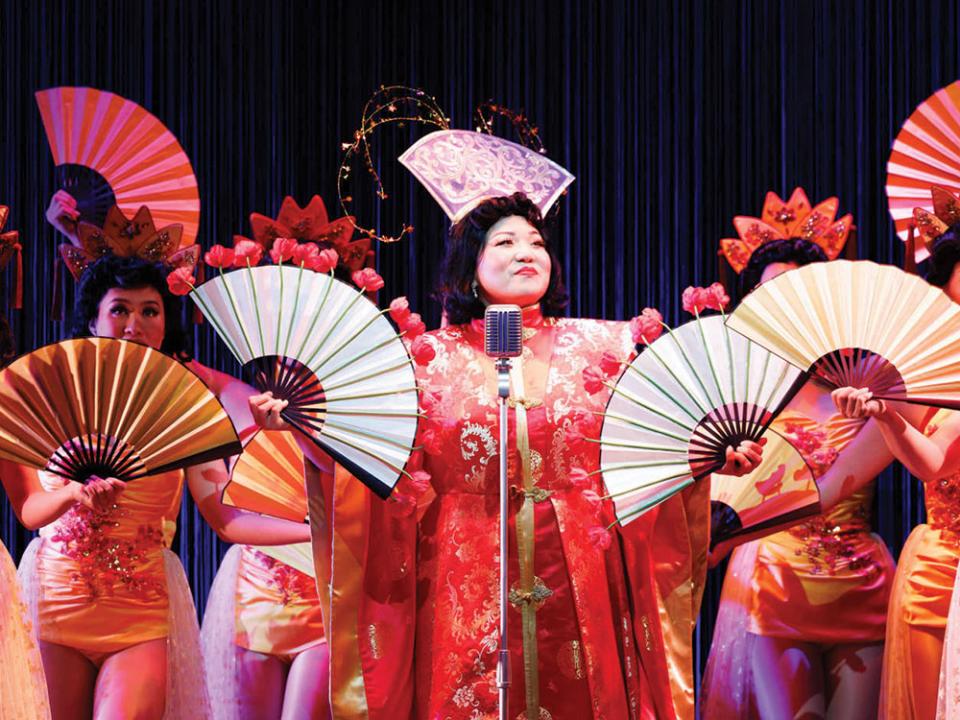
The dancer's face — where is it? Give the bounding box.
[758,261,799,287]
[90,286,166,351]
[475,215,551,308]
[945,262,960,304]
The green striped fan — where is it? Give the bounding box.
[599,314,806,524]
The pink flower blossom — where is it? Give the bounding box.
[269,237,298,264]
[582,366,607,395]
[166,267,195,296]
[233,239,264,267]
[352,268,385,292]
[309,248,339,274]
[588,525,613,551]
[599,351,622,377]
[410,335,436,365]
[204,244,235,269]
[629,308,664,345]
[389,296,411,324]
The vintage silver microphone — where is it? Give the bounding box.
[484,304,522,720]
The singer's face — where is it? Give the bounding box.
[90,286,167,351]
[475,216,551,308]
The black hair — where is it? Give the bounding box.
[740,237,829,294]
[433,192,568,325]
[925,229,960,288]
[70,255,192,359]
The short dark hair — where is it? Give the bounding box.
[433,192,568,325]
[70,255,192,359]
[925,230,960,288]
[740,237,828,294]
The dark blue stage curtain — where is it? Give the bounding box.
[2,0,959,701]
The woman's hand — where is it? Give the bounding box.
[73,476,125,513]
[248,391,291,431]
[831,386,888,419]
[718,437,766,477]
[45,190,80,241]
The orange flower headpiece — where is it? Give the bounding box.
[907,185,960,255]
[240,195,372,273]
[719,188,853,274]
[0,206,23,308]
[60,204,200,281]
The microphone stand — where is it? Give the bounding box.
[496,355,511,720]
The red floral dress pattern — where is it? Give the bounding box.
[410,308,670,720]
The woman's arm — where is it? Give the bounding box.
[0,459,125,530]
[186,459,311,545]
[832,387,960,481]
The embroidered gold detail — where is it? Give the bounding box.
[507,396,543,410]
[640,614,653,651]
[509,576,553,610]
[367,623,382,660]
[558,639,586,680]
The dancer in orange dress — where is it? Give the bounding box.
[10,245,311,720]
[831,208,960,720]
[702,192,897,719]
[252,188,763,719]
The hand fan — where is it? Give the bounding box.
[599,314,806,524]
[251,542,316,580]
[222,429,307,522]
[886,80,960,259]
[709,433,818,552]
[0,337,240,482]
[35,86,200,244]
[190,264,419,498]
[727,260,960,408]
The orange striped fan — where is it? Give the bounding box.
[0,338,240,482]
[727,260,960,408]
[710,434,818,554]
[886,80,960,260]
[35,87,200,245]
[222,429,307,522]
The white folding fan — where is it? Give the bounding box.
[599,314,806,525]
[190,264,419,498]
[727,260,960,408]
[0,337,240,482]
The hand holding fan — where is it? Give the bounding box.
[709,435,818,556]
[726,260,960,408]
[0,337,240,482]
[598,289,806,524]
[175,239,420,498]
[35,87,200,242]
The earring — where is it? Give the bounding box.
[471,280,479,300]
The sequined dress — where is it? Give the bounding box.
[882,410,960,719]
[702,410,895,717]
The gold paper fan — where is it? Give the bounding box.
[886,80,960,259]
[710,433,818,553]
[0,338,240,482]
[727,260,960,408]
[222,429,306,522]
[251,542,315,579]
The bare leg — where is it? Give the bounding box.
[235,646,287,720]
[823,641,883,720]
[907,626,946,720]
[749,634,826,720]
[93,638,167,720]
[39,640,97,720]
[282,642,331,720]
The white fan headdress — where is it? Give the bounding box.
[399,129,574,221]
[599,314,805,524]
[726,259,960,408]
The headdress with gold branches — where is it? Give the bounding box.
[0,206,22,309]
[59,204,200,281]
[237,195,373,274]
[719,188,853,274]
